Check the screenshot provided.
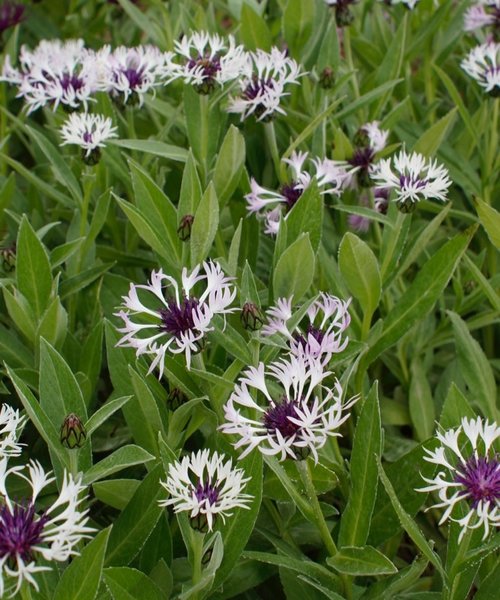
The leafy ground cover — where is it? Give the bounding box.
[0,0,499,599]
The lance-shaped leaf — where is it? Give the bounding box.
[327,546,397,576]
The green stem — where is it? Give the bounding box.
[343,28,360,103]
[191,530,205,599]
[296,459,337,557]
[19,582,33,600]
[264,121,281,179]
[380,211,406,280]
[446,527,474,600]
[69,450,79,479]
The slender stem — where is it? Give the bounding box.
[296,459,337,557]
[191,530,205,599]
[380,211,406,280]
[264,121,281,179]
[20,582,33,600]
[69,450,79,479]
[343,28,360,103]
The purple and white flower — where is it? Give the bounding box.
[0,404,26,460]
[228,47,303,121]
[0,459,93,597]
[0,2,24,36]
[115,261,237,376]
[60,112,118,159]
[171,31,247,94]
[418,417,500,542]
[349,121,389,186]
[261,294,351,362]
[381,0,420,9]
[0,39,99,112]
[246,151,353,235]
[221,354,358,462]
[464,1,500,35]
[159,449,253,532]
[371,149,452,212]
[461,42,500,95]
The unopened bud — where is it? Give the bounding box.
[60,413,87,449]
[167,387,188,411]
[335,6,355,27]
[241,302,265,331]
[397,197,418,214]
[82,147,101,166]
[319,67,335,90]
[353,127,370,149]
[177,215,194,241]
[190,512,210,533]
[0,242,16,272]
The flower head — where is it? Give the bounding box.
[371,149,452,212]
[60,112,118,163]
[417,417,500,542]
[461,42,500,95]
[0,404,26,459]
[0,39,99,112]
[0,2,24,36]
[464,2,500,36]
[115,261,237,376]
[262,294,351,363]
[221,354,358,462]
[172,32,247,94]
[228,47,303,121]
[246,151,353,235]
[325,0,358,27]
[159,449,253,532]
[0,459,93,597]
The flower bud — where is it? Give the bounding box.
[177,215,194,241]
[167,387,188,411]
[82,147,101,166]
[335,6,355,27]
[318,66,335,90]
[60,414,87,449]
[397,197,418,214]
[353,128,370,149]
[241,302,265,331]
[190,512,210,533]
[0,242,16,272]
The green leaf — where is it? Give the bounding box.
[286,181,323,253]
[474,197,500,249]
[273,234,315,303]
[190,182,219,266]
[178,150,202,218]
[364,226,475,366]
[26,125,82,204]
[213,125,246,207]
[209,314,253,365]
[59,262,116,299]
[105,464,164,567]
[83,445,154,485]
[338,232,381,321]
[447,311,497,420]
[0,324,33,368]
[409,359,435,442]
[439,383,476,430]
[110,139,187,162]
[376,457,445,581]
[85,396,132,435]
[333,79,403,122]
[3,287,36,343]
[128,366,165,454]
[327,546,397,576]
[413,108,457,157]
[240,4,272,51]
[283,0,315,58]
[37,296,68,349]
[16,216,53,319]
[339,382,381,547]
[103,567,163,600]
[93,479,141,511]
[475,556,500,600]
[53,527,111,600]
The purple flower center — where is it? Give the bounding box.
[83,131,93,144]
[194,480,219,506]
[187,54,222,82]
[120,66,145,89]
[0,503,48,563]
[455,455,500,508]
[293,325,325,350]
[263,399,302,439]
[349,147,376,170]
[243,76,274,101]
[0,2,25,34]
[399,174,428,190]
[159,297,199,339]
[280,182,302,211]
[59,73,85,93]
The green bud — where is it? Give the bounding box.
[60,413,87,449]
[240,302,265,331]
[177,215,195,242]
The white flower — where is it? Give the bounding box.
[60,113,118,158]
[0,404,26,459]
[461,42,500,94]
[228,47,304,121]
[261,294,352,363]
[360,121,389,154]
[115,261,237,376]
[98,45,171,105]
[0,39,99,113]
[417,417,500,542]
[381,0,421,8]
[371,149,452,211]
[0,459,93,598]
[159,449,253,532]
[220,354,358,462]
[246,151,353,235]
[171,31,248,93]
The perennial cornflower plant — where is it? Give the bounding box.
[0,0,498,598]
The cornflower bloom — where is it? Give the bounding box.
[228,47,303,121]
[59,112,118,164]
[115,261,237,376]
[0,460,93,597]
[98,45,170,106]
[371,149,452,212]
[246,151,353,235]
[418,417,500,542]
[221,354,358,462]
[349,121,389,187]
[172,32,247,94]
[0,2,24,37]
[261,294,351,363]
[159,449,253,532]
[461,42,500,95]
[0,39,99,112]
[0,404,26,459]
[464,1,500,38]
